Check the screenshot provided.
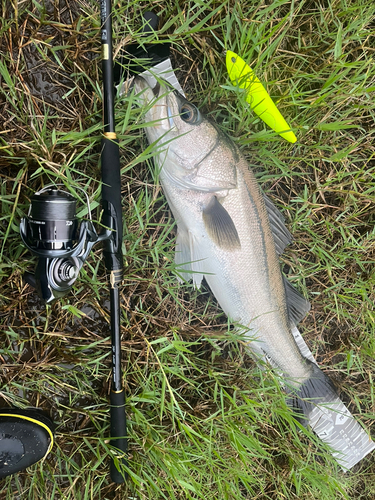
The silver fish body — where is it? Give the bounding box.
[134,77,375,469]
[135,77,311,386]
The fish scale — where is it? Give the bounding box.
[203,166,308,380]
[134,76,375,470]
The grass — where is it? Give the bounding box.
[0,0,375,498]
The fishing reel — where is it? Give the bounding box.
[20,186,110,304]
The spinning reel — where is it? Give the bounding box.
[20,186,110,303]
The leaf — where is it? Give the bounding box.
[177,479,198,493]
[62,305,87,318]
[334,22,343,59]
[316,121,359,131]
[328,143,358,161]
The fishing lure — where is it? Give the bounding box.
[226,50,297,143]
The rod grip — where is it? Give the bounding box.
[109,389,128,483]
[101,137,122,236]
[101,137,123,271]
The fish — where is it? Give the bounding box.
[134,76,375,469]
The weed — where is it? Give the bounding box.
[0,0,374,499]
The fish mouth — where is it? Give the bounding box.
[133,75,156,99]
[134,76,178,106]
[152,81,161,97]
[134,76,178,130]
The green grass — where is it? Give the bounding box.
[0,0,375,498]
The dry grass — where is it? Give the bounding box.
[0,0,375,499]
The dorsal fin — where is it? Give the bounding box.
[263,194,309,324]
[263,194,292,255]
[283,276,311,325]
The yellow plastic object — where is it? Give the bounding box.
[226,50,297,143]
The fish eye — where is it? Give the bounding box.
[179,103,200,124]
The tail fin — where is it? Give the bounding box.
[290,361,375,470]
[290,361,338,422]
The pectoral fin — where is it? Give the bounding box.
[203,196,241,251]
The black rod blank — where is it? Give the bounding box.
[99,0,127,483]
[100,0,116,134]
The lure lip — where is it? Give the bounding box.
[226,50,297,144]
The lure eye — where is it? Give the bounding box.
[179,103,200,124]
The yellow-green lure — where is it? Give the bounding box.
[226,50,297,144]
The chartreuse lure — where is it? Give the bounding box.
[226,50,297,143]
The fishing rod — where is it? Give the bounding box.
[99,0,127,483]
[20,0,128,484]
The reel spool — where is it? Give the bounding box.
[20,186,110,303]
[22,189,79,251]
